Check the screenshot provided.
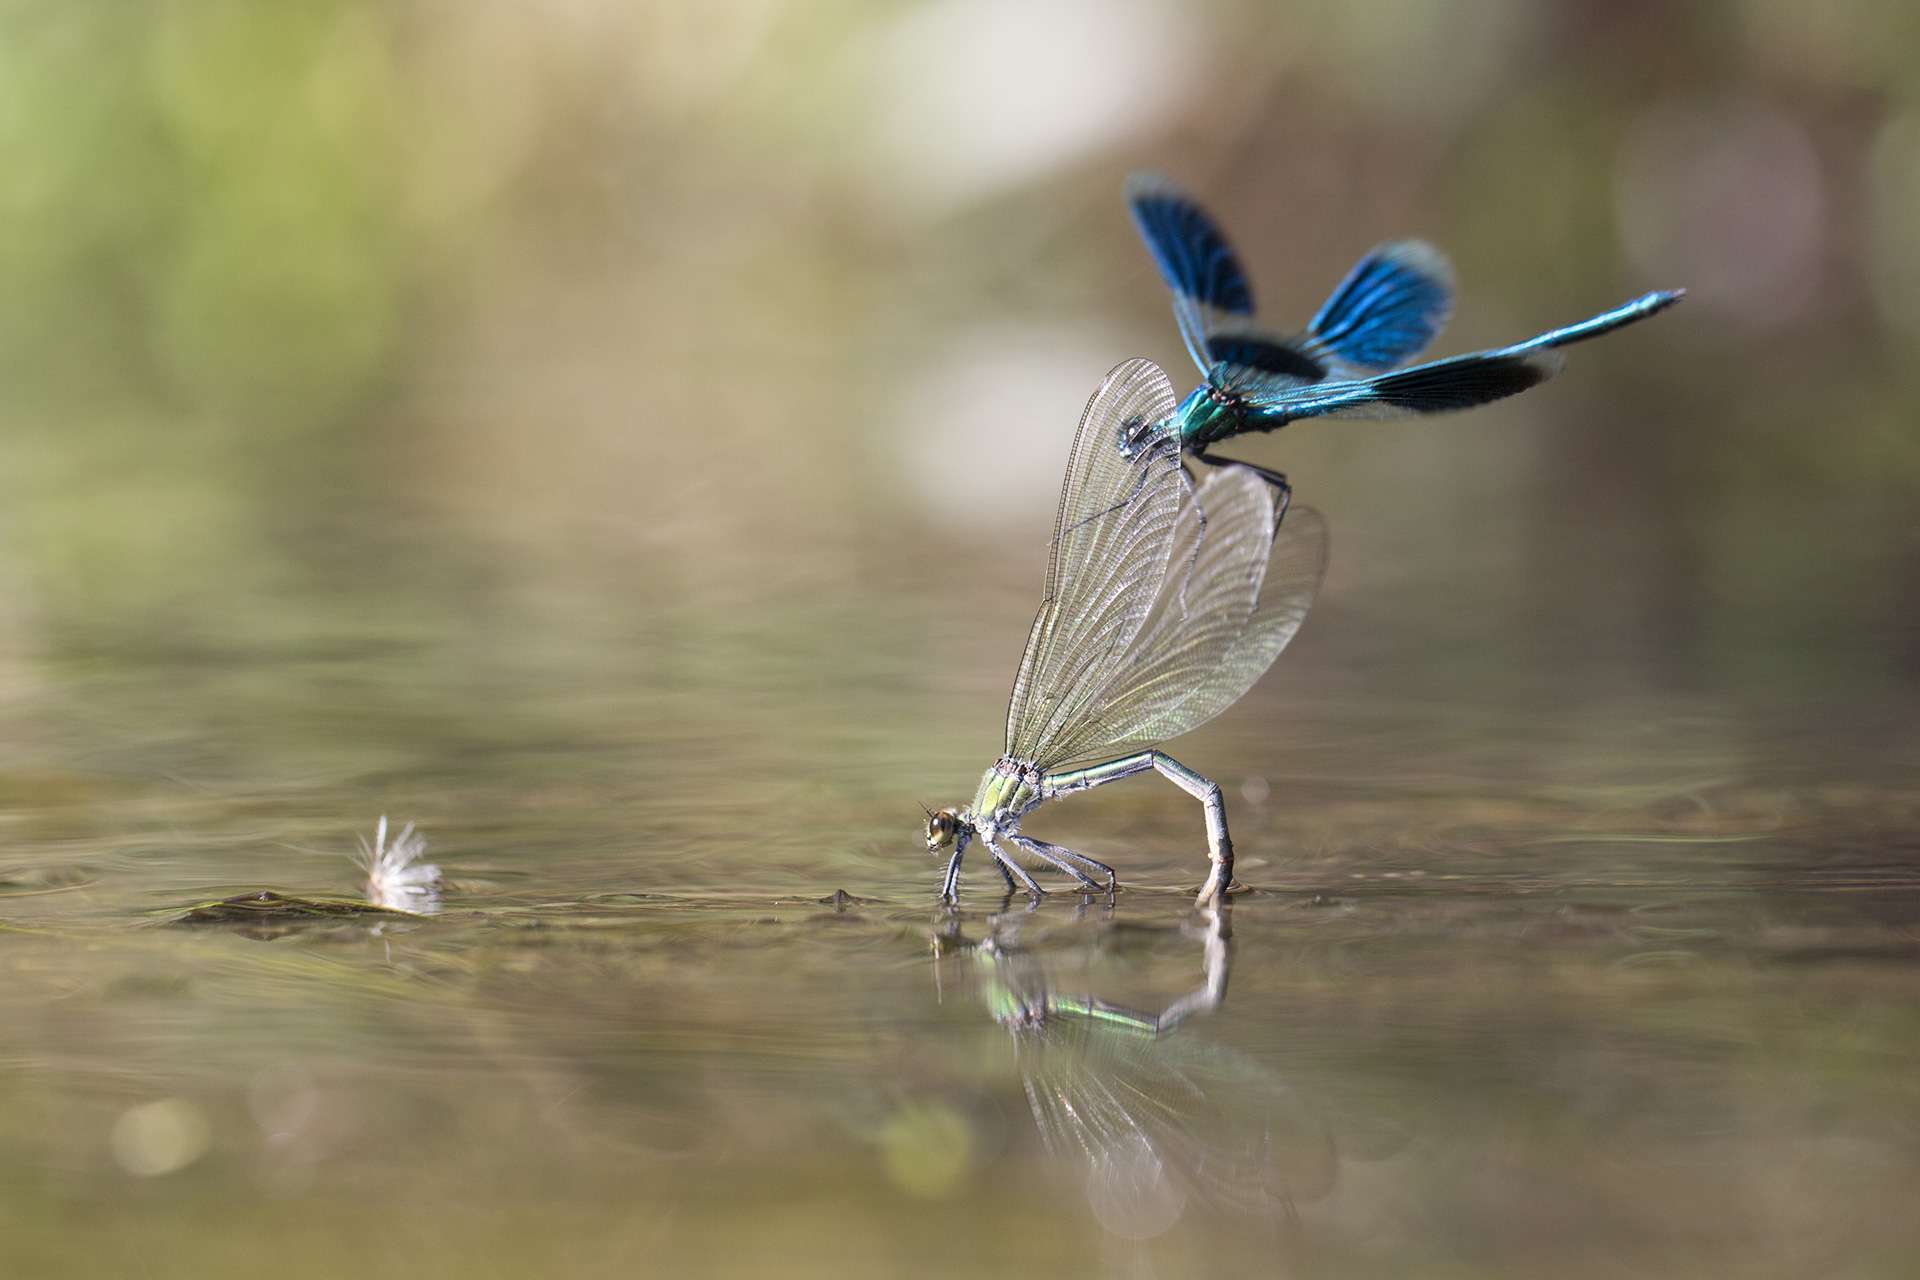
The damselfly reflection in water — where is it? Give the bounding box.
[932,906,1336,1239]
[1125,173,1683,492]
[924,359,1327,905]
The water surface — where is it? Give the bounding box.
[4,7,1918,1271]
[4,643,1916,1278]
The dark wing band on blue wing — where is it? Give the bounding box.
[1361,349,1555,413]
[1305,240,1454,371]
[1204,333,1326,382]
[1244,348,1563,424]
[1127,173,1257,374]
[1243,287,1680,427]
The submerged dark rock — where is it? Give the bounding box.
[170,890,415,927]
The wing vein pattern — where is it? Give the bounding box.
[1005,359,1330,770]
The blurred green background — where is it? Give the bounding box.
[3,3,1920,1277]
[3,0,1916,762]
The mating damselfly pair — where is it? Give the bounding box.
[925,175,1682,905]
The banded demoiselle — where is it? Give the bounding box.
[925,358,1327,906]
[1125,172,1684,493]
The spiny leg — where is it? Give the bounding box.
[940,845,967,904]
[1013,834,1116,893]
[1044,750,1235,907]
[989,840,1045,901]
[1007,833,1105,892]
[1049,841,1119,894]
[1005,835,1097,889]
[1061,848,1119,894]
[993,855,1017,894]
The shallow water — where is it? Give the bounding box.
[4,631,1918,1278]
[4,6,1919,1269]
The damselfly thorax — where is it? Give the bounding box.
[1172,384,1251,449]
[1116,386,1251,462]
[969,756,1044,837]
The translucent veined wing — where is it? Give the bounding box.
[1012,993,1335,1225]
[1038,467,1327,767]
[1301,240,1454,373]
[1005,359,1187,764]
[1244,289,1682,425]
[1126,173,1257,376]
[965,923,1338,1229]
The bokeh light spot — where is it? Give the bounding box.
[111,1098,212,1178]
[879,1102,974,1200]
[860,0,1200,214]
[1616,97,1825,332]
[1865,110,1920,343]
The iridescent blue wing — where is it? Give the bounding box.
[1243,348,1563,424]
[1301,240,1454,373]
[1202,330,1327,385]
[1247,290,1683,425]
[1126,173,1257,375]
[1207,240,1456,391]
[1202,343,1328,416]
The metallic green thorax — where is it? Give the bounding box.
[1171,384,1255,449]
[970,757,1040,825]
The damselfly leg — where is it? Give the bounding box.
[1038,837,1119,894]
[1194,450,1291,508]
[993,853,1016,894]
[940,842,969,903]
[1007,833,1116,894]
[990,842,1046,900]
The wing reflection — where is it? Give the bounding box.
[933,904,1337,1239]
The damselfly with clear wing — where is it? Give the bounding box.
[925,358,1327,906]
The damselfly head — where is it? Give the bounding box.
[925,807,964,852]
